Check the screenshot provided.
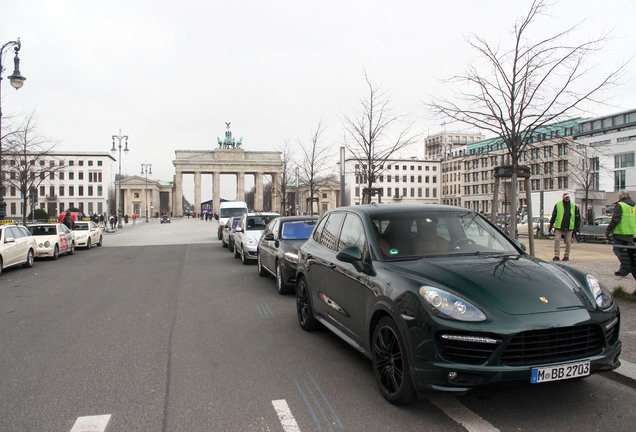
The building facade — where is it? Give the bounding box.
[345,158,442,206]
[118,176,173,219]
[1,151,116,219]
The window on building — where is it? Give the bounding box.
[10,186,16,196]
[97,186,103,196]
[433,189,437,197]
[387,188,391,197]
[69,186,74,196]
[410,188,415,197]
[88,161,93,166]
[432,176,437,183]
[615,152,635,168]
[69,172,74,180]
[615,170,626,191]
[69,160,74,166]
[78,171,84,180]
[78,186,84,196]
[78,161,84,166]
[49,186,55,197]
[355,187,360,197]
[40,186,45,196]
[88,186,94,196]
[97,160,102,166]
[59,186,64,196]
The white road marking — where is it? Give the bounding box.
[429,395,500,432]
[70,414,111,432]
[272,399,301,432]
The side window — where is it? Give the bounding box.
[319,213,345,250]
[19,227,31,237]
[338,214,367,256]
[271,220,280,238]
[7,227,21,239]
[312,216,329,242]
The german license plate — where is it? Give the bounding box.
[531,361,590,383]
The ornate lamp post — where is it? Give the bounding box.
[0,38,26,219]
[110,130,129,228]
[140,162,152,222]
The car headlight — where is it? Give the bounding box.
[586,274,613,310]
[44,241,50,248]
[78,234,87,240]
[419,286,487,322]
[284,252,298,264]
[245,238,257,246]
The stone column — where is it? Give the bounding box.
[271,172,280,213]
[213,172,221,216]
[174,171,183,217]
[255,172,264,211]
[194,171,202,215]
[237,172,245,203]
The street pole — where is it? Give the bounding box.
[340,147,345,207]
[0,38,26,219]
[111,130,129,228]
[540,173,545,236]
[295,167,299,215]
[141,162,152,222]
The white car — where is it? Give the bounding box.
[233,212,279,264]
[27,223,75,259]
[0,224,36,275]
[73,220,103,248]
[517,216,551,236]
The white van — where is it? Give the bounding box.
[216,201,248,239]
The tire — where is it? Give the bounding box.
[0,258,3,275]
[372,317,416,405]
[87,239,91,249]
[52,244,60,260]
[23,249,34,268]
[296,276,319,330]
[97,236,103,247]
[257,253,268,276]
[217,229,222,241]
[222,237,228,248]
[276,261,291,295]
[241,248,249,265]
[229,240,234,253]
[67,242,75,255]
[234,243,240,258]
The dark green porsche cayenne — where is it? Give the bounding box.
[295,204,621,405]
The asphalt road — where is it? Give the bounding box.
[1,218,635,432]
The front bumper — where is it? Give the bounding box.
[403,307,621,394]
[34,245,56,257]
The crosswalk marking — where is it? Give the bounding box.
[70,414,111,432]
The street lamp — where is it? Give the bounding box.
[110,130,129,228]
[141,162,152,222]
[0,38,26,219]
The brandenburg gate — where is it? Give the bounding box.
[172,124,283,216]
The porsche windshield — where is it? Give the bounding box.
[371,210,519,259]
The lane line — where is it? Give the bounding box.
[272,399,301,432]
[256,304,264,317]
[70,414,111,432]
[309,374,343,429]
[429,395,500,432]
[295,379,321,430]
[303,378,334,432]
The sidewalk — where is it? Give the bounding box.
[524,237,636,386]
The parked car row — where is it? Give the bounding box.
[218,204,621,406]
[0,220,103,276]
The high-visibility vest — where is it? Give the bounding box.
[613,201,636,235]
[554,201,576,230]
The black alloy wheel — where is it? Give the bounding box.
[296,277,319,330]
[24,249,34,268]
[276,262,291,295]
[372,317,415,405]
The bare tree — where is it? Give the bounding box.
[568,142,609,219]
[343,73,419,204]
[298,120,333,215]
[3,112,62,224]
[271,140,295,214]
[430,0,623,237]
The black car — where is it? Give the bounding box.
[160,215,171,223]
[221,217,241,249]
[295,204,620,405]
[257,216,318,294]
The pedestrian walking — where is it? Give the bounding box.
[586,205,594,225]
[549,192,580,261]
[99,213,105,227]
[62,210,75,230]
[109,215,115,229]
[132,213,137,224]
[606,189,636,277]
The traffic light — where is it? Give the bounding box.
[29,187,38,205]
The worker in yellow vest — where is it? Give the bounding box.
[549,192,580,261]
[606,189,636,277]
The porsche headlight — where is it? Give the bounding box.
[586,274,613,310]
[284,252,298,264]
[419,286,486,322]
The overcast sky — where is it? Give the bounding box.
[3,0,635,202]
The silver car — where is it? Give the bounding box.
[233,212,279,264]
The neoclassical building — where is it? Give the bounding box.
[117,176,173,218]
[172,148,283,216]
